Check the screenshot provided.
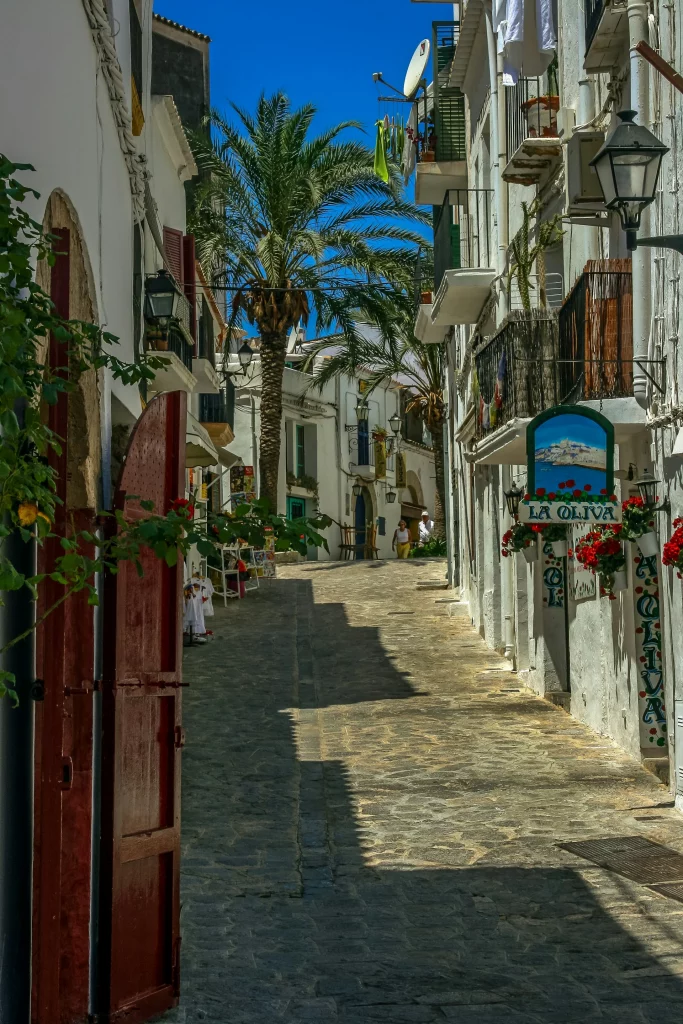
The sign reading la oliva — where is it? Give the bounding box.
[518,407,622,524]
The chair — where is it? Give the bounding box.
[338,524,355,560]
[364,524,380,560]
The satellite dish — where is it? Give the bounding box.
[403,39,430,98]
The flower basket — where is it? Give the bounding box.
[522,541,538,563]
[502,521,537,558]
[637,531,659,558]
[575,528,627,599]
[663,518,683,577]
[551,540,568,558]
[611,569,628,592]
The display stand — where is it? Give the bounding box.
[209,547,243,607]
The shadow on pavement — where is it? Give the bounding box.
[161,576,683,1024]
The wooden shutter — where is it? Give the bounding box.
[182,234,196,343]
[162,227,183,285]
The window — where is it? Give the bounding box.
[357,420,369,465]
[295,425,305,477]
[378,516,386,537]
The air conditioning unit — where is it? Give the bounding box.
[566,129,608,219]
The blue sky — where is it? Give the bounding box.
[155,0,446,336]
[155,0,449,168]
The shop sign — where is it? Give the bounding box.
[519,406,620,524]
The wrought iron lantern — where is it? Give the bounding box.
[385,487,397,504]
[504,480,524,519]
[388,412,401,436]
[144,269,183,325]
[355,397,369,422]
[352,482,363,498]
[238,341,254,372]
[590,110,669,251]
[636,469,670,513]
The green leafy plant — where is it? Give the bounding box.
[286,471,319,496]
[408,536,446,557]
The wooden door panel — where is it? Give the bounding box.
[98,391,185,1023]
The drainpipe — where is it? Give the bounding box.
[578,5,600,265]
[501,465,516,662]
[628,0,652,408]
[485,4,508,302]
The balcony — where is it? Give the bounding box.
[146,322,197,394]
[199,382,235,448]
[350,429,376,482]
[415,21,467,205]
[473,311,559,453]
[193,302,221,393]
[431,188,495,326]
[584,0,629,74]
[502,70,561,186]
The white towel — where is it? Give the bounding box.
[496,0,557,83]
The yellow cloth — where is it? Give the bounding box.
[396,542,411,559]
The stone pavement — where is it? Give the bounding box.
[157,559,683,1024]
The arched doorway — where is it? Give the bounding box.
[33,190,102,1024]
[354,486,373,559]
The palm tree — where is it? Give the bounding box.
[305,295,448,539]
[190,93,428,511]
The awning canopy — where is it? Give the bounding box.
[186,413,219,468]
[217,448,240,470]
[400,503,424,520]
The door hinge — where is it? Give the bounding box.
[174,726,186,749]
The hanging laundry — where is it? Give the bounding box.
[494,351,507,411]
[401,104,418,185]
[495,0,557,83]
[374,120,389,182]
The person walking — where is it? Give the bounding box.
[418,510,434,546]
[393,519,412,559]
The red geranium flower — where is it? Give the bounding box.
[548,492,556,500]
[558,482,566,489]
[600,489,607,495]
[572,489,582,498]
[584,484,591,492]
[536,488,546,497]
[566,479,575,488]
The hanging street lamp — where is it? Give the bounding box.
[590,110,673,252]
[144,268,183,326]
[636,469,671,513]
[385,487,397,504]
[352,481,363,498]
[388,412,401,436]
[237,341,254,373]
[503,480,524,519]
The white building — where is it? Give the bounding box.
[226,343,437,560]
[406,0,683,797]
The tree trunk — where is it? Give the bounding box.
[431,425,446,540]
[258,332,287,512]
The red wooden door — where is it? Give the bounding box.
[98,391,186,1023]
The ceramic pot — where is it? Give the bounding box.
[522,542,538,563]
[612,569,628,592]
[550,540,567,558]
[637,531,659,558]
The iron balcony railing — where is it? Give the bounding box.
[165,324,194,372]
[434,188,494,291]
[199,381,235,430]
[474,311,560,441]
[585,0,605,54]
[197,302,217,365]
[430,21,466,163]
[505,66,559,162]
[557,259,647,401]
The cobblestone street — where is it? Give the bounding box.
[159,560,683,1023]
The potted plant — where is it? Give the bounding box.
[621,495,658,557]
[662,517,683,577]
[502,521,538,563]
[575,527,627,599]
[542,523,568,558]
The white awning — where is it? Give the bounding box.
[217,448,241,470]
[186,413,219,468]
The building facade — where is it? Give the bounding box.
[407,0,683,800]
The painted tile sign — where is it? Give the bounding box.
[634,552,667,751]
[519,407,621,524]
